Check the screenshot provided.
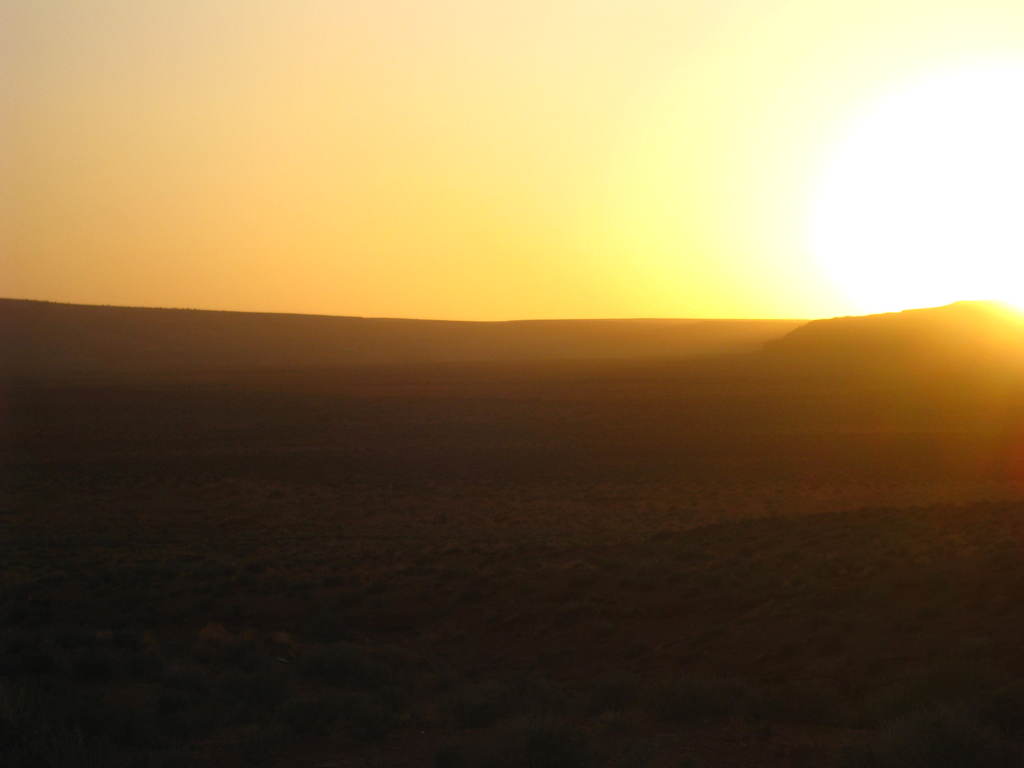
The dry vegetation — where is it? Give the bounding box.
[5,353,1024,766]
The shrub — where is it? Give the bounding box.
[844,707,1018,767]
[450,677,567,729]
[980,681,1024,739]
[337,688,405,742]
[435,743,469,768]
[217,663,287,724]
[192,623,261,669]
[442,718,593,768]
[99,700,164,750]
[299,643,388,689]
[162,663,210,695]
[53,625,95,651]
[68,646,118,682]
[232,722,291,768]
[7,643,60,678]
[586,677,639,715]
[648,678,734,723]
[306,611,352,642]
[127,649,166,681]
[0,681,106,768]
[514,722,592,768]
[281,696,340,738]
[452,680,515,729]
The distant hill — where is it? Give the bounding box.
[765,301,1024,375]
[0,299,803,375]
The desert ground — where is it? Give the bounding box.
[6,301,1024,767]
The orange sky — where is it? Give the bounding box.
[6,1,1024,320]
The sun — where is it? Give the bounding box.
[808,59,1024,314]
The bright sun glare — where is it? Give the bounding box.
[808,59,1024,314]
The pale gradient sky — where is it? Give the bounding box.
[5,0,1024,319]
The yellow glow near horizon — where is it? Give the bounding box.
[809,59,1024,314]
[7,2,1024,320]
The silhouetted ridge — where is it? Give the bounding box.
[0,298,802,375]
[765,301,1024,372]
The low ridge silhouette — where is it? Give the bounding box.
[0,298,802,375]
[9,298,1024,380]
[765,301,1024,375]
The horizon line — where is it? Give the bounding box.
[0,296,813,325]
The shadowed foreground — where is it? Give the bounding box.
[5,304,1024,766]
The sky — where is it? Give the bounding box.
[5,0,1024,320]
